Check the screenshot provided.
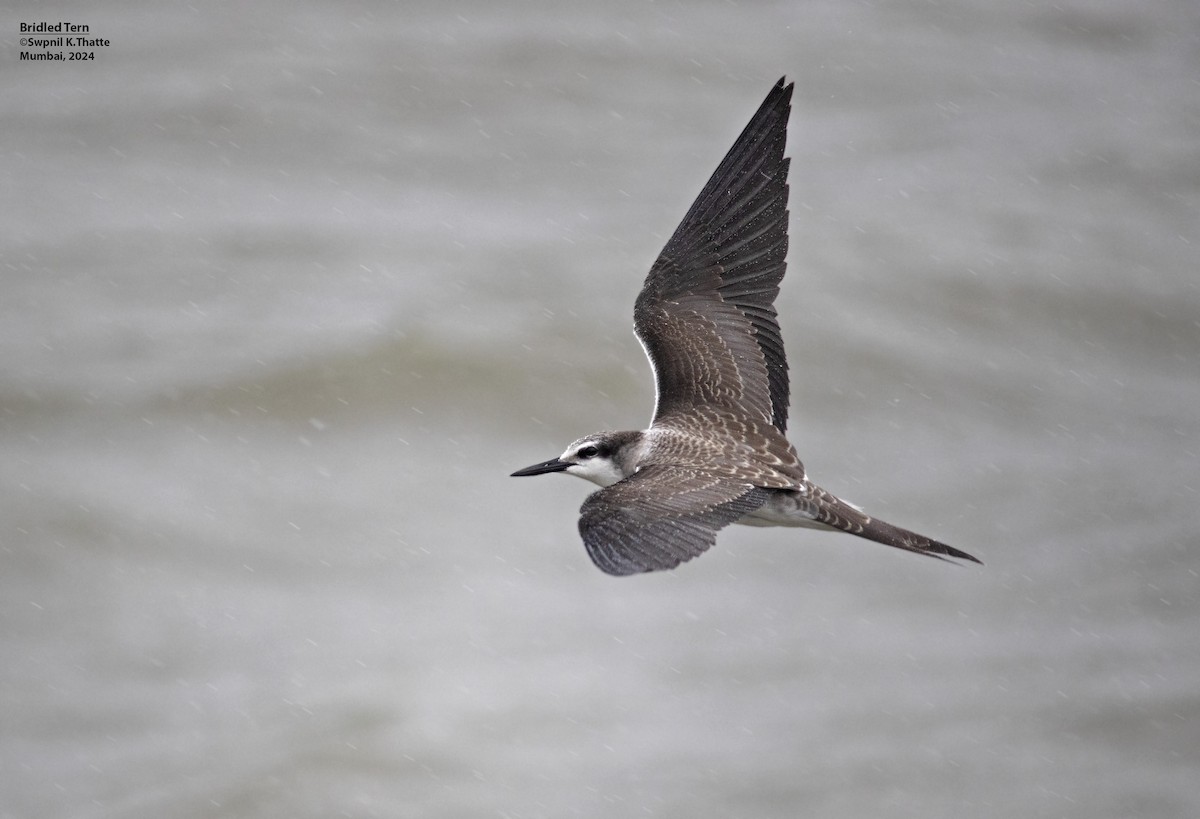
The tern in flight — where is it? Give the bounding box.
[512,78,981,575]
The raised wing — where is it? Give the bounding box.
[578,465,769,575]
[635,78,793,432]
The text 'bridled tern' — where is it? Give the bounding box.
[512,78,982,576]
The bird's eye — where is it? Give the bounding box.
[577,445,599,459]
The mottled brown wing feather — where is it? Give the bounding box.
[636,78,793,432]
[578,465,769,575]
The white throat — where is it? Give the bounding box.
[565,457,626,488]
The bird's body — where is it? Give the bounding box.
[512,78,981,575]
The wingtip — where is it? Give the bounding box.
[769,78,795,119]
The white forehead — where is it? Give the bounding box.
[561,433,615,459]
[562,437,598,457]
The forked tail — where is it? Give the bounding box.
[809,486,982,564]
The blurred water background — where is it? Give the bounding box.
[2,1,1198,817]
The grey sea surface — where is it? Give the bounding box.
[3,1,1198,817]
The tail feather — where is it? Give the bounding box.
[810,486,982,564]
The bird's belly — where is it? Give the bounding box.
[735,492,831,530]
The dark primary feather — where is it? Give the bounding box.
[578,465,769,575]
[636,78,793,433]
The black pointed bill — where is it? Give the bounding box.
[511,457,571,477]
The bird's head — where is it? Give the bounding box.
[510,430,643,488]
